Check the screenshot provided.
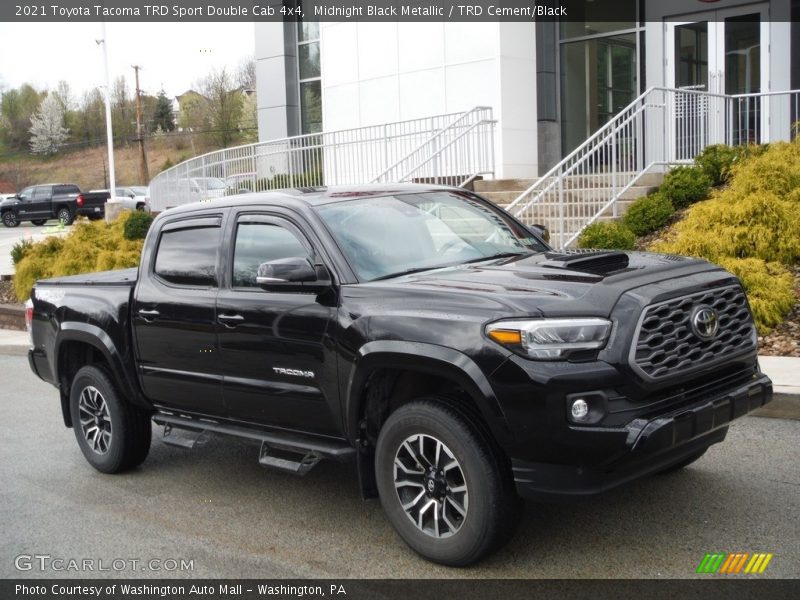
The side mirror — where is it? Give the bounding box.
[129,193,135,199]
[530,223,551,244]
[256,257,331,293]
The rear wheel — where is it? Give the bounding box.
[69,365,152,473]
[2,211,18,228]
[57,207,73,225]
[375,398,519,566]
[31,219,47,226]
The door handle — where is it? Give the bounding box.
[137,309,160,321]
[218,314,245,327]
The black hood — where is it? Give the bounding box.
[358,250,721,318]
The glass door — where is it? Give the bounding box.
[666,4,769,156]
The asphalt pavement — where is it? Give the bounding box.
[0,221,72,276]
[1,354,798,579]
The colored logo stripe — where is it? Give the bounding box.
[697,553,774,574]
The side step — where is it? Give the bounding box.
[153,413,355,475]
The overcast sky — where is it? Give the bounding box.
[0,22,256,99]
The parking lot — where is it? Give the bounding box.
[0,221,71,276]
[1,353,798,579]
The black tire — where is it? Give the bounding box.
[375,398,519,566]
[658,448,708,475]
[2,211,19,228]
[31,219,47,226]
[69,365,152,474]
[57,206,74,225]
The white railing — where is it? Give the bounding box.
[149,108,496,212]
[509,87,800,248]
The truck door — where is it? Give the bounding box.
[215,211,340,435]
[132,215,224,415]
[22,185,52,219]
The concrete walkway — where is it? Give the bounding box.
[1,327,797,419]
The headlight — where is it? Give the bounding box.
[485,318,612,360]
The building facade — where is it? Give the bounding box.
[254,0,798,179]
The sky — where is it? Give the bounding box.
[0,22,256,99]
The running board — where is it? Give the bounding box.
[153,413,355,473]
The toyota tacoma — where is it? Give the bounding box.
[26,184,772,565]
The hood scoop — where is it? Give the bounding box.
[539,250,630,275]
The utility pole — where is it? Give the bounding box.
[132,65,150,183]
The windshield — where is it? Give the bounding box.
[194,178,226,190]
[129,186,148,195]
[316,191,548,282]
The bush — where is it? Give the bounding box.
[10,238,34,266]
[577,221,635,250]
[716,258,795,334]
[651,193,800,264]
[659,166,712,209]
[14,212,145,302]
[622,192,674,237]
[694,144,744,187]
[123,210,154,240]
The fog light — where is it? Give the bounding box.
[571,399,589,421]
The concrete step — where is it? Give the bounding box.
[484,186,657,209]
[475,172,665,194]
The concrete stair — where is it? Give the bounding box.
[474,172,664,244]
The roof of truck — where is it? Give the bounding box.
[162,183,464,215]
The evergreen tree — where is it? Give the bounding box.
[152,89,175,132]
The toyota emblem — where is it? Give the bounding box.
[691,306,720,340]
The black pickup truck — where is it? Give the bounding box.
[1,183,108,227]
[26,184,772,565]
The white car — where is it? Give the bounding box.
[90,187,151,212]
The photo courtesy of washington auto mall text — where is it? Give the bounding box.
[0,0,799,599]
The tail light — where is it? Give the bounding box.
[76,194,84,207]
[25,299,33,345]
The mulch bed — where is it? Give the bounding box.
[0,280,16,305]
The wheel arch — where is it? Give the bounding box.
[54,323,149,427]
[345,341,511,447]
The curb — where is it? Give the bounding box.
[752,393,800,421]
[0,304,25,331]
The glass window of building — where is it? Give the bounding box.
[559,0,641,156]
[297,21,322,134]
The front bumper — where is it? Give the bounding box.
[512,372,772,501]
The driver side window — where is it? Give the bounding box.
[18,187,33,201]
[232,221,311,288]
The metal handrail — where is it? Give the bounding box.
[509,87,800,247]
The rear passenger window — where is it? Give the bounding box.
[54,185,79,195]
[155,226,220,286]
[33,186,52,200]
[232,222,310,287]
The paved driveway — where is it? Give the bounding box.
[1,354,798,579]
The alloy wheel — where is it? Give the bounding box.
[78,385,113,454]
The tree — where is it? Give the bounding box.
[76,88,106,145]
[235,57,256,90]
[1,84,44,151]
[199,68,243,148]
[53,80,74,131]
[152,89,175,132]
[239,92,258,143]
[29,93,69,154]
[111,76,135,141]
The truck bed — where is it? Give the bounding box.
[37,268,138,286]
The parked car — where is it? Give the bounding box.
[91,187,151,212]
[26,184,772,566]
[1,183,108,227]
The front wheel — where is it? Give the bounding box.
[375,399,520,566]
[31,219,47,226]
[69,365,152,473]
[2,211,19,228]
[57,207,74,225]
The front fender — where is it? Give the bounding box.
[344,340,511,446]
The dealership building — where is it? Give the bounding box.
[254,0,798,179]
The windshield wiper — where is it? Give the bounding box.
[462,251,532,265]
[369,266,445,282]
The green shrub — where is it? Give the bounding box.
[724,141,800,199]
[10,238,35,266]
[123,210,154,240]
[694,144,742,186]
[659,166,712,208]
[14,212,145,302]
[161,157,174,171]
[716,258,795,334]
[651,193,800,264]
[622,192,674,237]
[577,221,635,250]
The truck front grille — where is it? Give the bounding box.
[630,285,756,381]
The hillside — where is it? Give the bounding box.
[0,135,216,193]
